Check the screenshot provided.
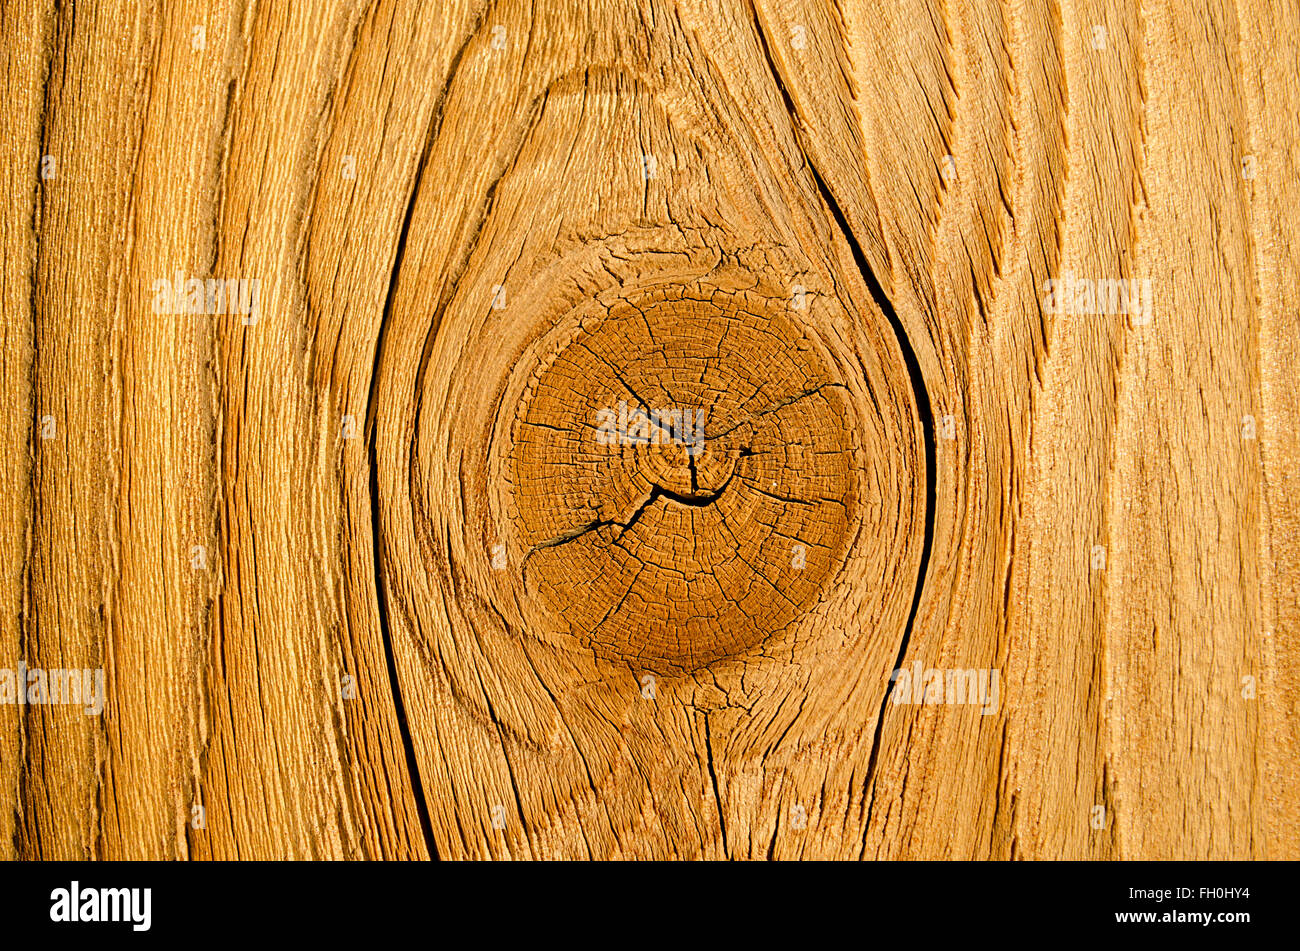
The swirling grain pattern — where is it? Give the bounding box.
[0,0,1295,859]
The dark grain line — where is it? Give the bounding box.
[746,5,938,846]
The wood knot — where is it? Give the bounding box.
[508,280,859,671]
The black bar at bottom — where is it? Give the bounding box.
[0,859,1280,939]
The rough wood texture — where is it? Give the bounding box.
[1,0,1295,860]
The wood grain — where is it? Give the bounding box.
[1,0,1295,860]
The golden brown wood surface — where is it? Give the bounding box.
[1,0,1296,859]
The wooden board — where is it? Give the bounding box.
[1,0,1295,859]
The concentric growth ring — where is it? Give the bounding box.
[509,280,859,670]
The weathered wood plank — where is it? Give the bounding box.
[1,0,1294,860]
